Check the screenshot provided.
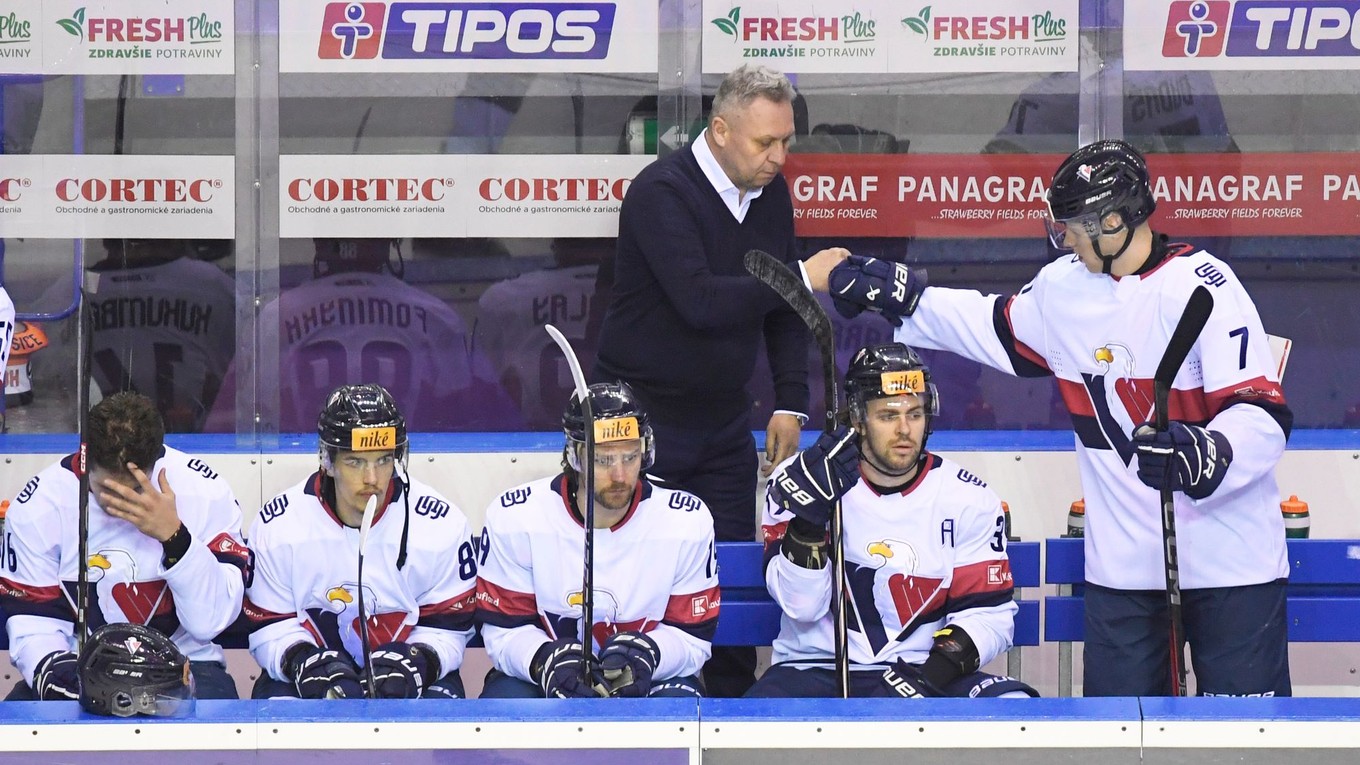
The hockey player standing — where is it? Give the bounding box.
[825,140,1291,696]
[1,392,250,700]
[244,384,479,699]
[477,382,719,698]
[749,344,1036,698]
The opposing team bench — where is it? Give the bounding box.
[1044,536,1360,693]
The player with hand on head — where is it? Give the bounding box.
[823,140,1292,697]
[749,344,1036,699]
[477,382,719,698]
[244,384,479,699]
[1,392,249,701]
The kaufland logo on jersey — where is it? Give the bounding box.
[1164,0,1360,58]
[318,1,618,60]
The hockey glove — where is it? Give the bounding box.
[598,631,660,698]
[33,650,79,701]
[781,515,830,570]
[770,426,860,528]
[530,639,608,699]
[1133,421,1234,500]
[366,642,437,699]
[827,256,926,325]
[288,645,364,700]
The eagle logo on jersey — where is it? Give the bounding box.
[860,538,946,649]
[1080,343,1154,466]
[551,588,657,648]
[88,549,173,626]
[305,583,412,659]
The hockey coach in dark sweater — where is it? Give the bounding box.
[593,65,848,697]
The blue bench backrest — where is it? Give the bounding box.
[1044,537,1360,642]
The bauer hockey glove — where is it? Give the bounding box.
[530,639,608,699]
[827,256,926,325]
[366,642,438,699]
[770,426,860,528]
[288,645,364,700]
[33,650,79,701]
[1133,421,1234,500]
[598,631,660,698]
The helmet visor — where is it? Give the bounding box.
[100,665,196,718]
[1044,202,1104,251]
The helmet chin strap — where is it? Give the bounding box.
[1092,221,1135,275]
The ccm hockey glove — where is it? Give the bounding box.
[770,427,859,528]
[530,639,608,699]
[1133,421,1234,500]
[598,631,660,698]
[827,256,926,325]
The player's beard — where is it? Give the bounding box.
[593,481,634,512]
[864,434,920,479]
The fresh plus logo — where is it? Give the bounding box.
[1165,0,1360,58]
[901,5,932,37]
[710,6,874,43]
[1163,1,1229,57]
[56,7,87,37]
[0,11,33,43]
[903,6,1067,42]
[318,2,617,60]
[320,2,386,59]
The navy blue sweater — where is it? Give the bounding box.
[593,143,810,424]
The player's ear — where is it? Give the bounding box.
[319,448,335,477]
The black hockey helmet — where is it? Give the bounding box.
[845,343,939,432]
[1045,139,1156,250]
[317,383,408,465]
[77,622,194,717]
[562,381,654,472]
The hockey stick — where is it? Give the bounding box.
[743,249,849,699]
[356,493,379,699]
[74,272,94,652]
[545,324,597,680]
[1145,285,1214,697]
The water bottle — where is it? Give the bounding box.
[1066,498,1085,538]
[1281,495,1310,539]
[1001,501,1019,542]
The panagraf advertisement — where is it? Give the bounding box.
[0,154,235,238]
[783,152,1360,238]
[702,0,1078,74]
[279,154,651,237]
[279,0,658,73]
[1126,0,1360,71]
[5,0,233,75]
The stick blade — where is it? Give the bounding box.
[1155,286,1214,388]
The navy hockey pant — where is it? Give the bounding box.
[1083,579,1291,697]
[479,668,702,698]
[250,670,467,699]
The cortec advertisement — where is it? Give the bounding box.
[3,0,233,75]
[1126,0,1360,71]
[279,0,658,73]
[783,151,1360,238]
[701,0,1078,74]
[279,153,651,237]
[0,154,235,238]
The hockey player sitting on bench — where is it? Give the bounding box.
[748,343,1037,699]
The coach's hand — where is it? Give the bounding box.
[802,247,851,292]
[827,256,926,325]
[1133,421,1234,500]
[770,427,859,527]
[762,413,803,477]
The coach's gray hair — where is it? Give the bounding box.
[712,64,795,121]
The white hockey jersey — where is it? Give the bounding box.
[474,264,599,429]
[896,244,1289,590]
[244,473,478,681]
[477,474,719,684]
[763,453,1016,669]
[0,447,249,685]
[1,286,14,397]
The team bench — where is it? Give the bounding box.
[1044,536,1360,693]
[0,542,1043,665]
